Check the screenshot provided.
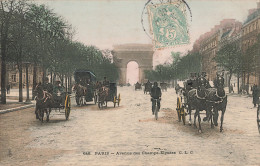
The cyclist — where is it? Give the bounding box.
[150,82,162,115]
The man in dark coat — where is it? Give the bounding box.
[6,83,11,94]
[186,73,194,91]
[252,84,259,107]
[200,72,211,88]
[103,77,110,87]
[150,82,162,115]
[43,77,53,94]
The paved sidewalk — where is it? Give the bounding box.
[0,88,35,114]
[5,88,33,98]
[0,99,35,114]
[0,102,35,114]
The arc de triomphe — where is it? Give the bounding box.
[112,44,154,84]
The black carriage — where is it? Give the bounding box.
[98,83,121,108]
[74,70,97,105]
[144,82,152,94]
[135,82,142,90]
[35,85,71,122]
[160,82,168,92]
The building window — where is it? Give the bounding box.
[12,75,16,82]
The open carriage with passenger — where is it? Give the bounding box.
[143,80,152,94]
[73,70,97,106]
[175,75,198,125]
[34,79,71,123]
[97,82,121,109]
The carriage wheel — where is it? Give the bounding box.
[65,95,71,120]
[98,101,101,108]
[257,105,260,134]
[113,96,116,108]
[118,94,121,106]
[181,107,186,125]
[94,95,97,105]
[177,97,181,122]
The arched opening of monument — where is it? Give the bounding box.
[126,61,139,85]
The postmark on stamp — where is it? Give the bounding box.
[147,1,190,49]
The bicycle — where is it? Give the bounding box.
[152,98,161,120]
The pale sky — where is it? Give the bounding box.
[37,0,258,64]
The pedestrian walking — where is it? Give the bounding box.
[252,84,259,107]
[6,83,11,94]
[230,84,234,93]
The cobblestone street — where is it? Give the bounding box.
[0,87,260,166]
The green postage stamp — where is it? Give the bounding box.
[147,2,190,49]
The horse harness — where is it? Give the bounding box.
[206,90,226,104]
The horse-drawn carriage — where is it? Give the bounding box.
[73,70,96,106]
[160,82,168,92]
[97,82,121,109]
[135,82,142,90]
[144,81,152,94]
[35,83,71,123]
[175,77,198,125]
[176,73,227,133]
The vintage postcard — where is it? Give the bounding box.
[0,0,260,165]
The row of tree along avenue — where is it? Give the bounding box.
[0,0,118,104]
[215,35,260,94]
[144,51,201,82]
[145,34,259,94]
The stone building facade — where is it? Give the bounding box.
[199,19,242,82]
[241,3,260,86]
[0,61,43,88]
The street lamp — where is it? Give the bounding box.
[24,62,31,103]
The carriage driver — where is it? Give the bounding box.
[200,72,211,88]
[150,82,162,115]
[186,73,196,90]
[103,77,110,87]
[43,77,53,94]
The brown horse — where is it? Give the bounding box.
[97,86,109,108]
[34,84,53,122]
[72,83,87,106]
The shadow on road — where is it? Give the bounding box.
[139,108,244,138]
